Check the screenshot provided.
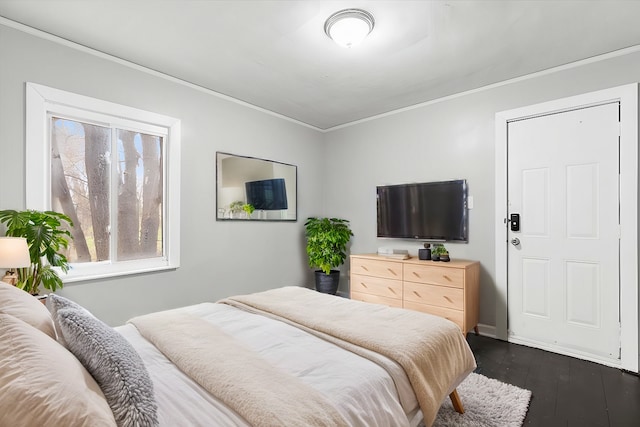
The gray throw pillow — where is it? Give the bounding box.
[46,293,90,347]
[57,307,159,427]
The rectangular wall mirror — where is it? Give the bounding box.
[216,152,297,221]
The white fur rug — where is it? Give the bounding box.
[432,373,532,427]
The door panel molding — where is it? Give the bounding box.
[495,84,638,373]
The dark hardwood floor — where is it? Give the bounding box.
[466,334,640,426]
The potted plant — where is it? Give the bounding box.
[304,217,353,295]
[431,243,449,262]
[0,210,73,294]
[229,201,244,218]
[242,203,255,218]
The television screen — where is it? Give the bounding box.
[245,178,288,210]
[377,179,468,242]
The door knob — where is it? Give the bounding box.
[511,237,520,246]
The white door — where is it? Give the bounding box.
[507,102,620,362]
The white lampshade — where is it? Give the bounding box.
[0,237,31,268]
[324,9,375,48]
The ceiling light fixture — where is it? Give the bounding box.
[324,9,375,48]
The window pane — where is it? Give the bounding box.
[116,130,163,261]
[30,84,179,282]
[51,117,111,263]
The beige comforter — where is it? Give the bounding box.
[130,310,349,427]
[220,286,476,427]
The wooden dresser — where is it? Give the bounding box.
[350,254,480,334]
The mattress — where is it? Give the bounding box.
[117,302,424,426]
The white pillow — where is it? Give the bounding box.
[0,281,55,339]
[0,313,117,426]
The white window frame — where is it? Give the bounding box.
[26,83,181,282]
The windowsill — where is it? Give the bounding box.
[60,261,178,283]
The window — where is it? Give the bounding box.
[26,83,180,282]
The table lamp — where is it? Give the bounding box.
[0,237,31,285]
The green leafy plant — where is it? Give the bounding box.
[431,243,448,256]
[242,203,255,216]
[229,201,244,213]
[304,217,353,275]
[0,210,73,294]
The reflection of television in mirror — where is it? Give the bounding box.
[245,178,288,210]
[377,179,468,242]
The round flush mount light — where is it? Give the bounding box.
[324,8,375,48]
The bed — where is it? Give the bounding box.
[0,282,476,427]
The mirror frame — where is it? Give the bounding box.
[216,152,298,222]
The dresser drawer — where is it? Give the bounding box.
[351,258,402,280]
[404,264,464,288]
[351,291,402,308]
[403,282,463,310]
[351,274,402,299]
[403,300,464,331]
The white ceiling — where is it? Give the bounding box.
[2,1,640,130]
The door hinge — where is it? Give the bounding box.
[618,224,622,239]
[617,320,622,360]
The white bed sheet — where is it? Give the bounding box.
[117,303,423,427]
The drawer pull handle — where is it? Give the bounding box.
[360,282,368,288]
[443,275,452,281]
[387,268,397,276]
[388,287,396,294]
[361,266,369,271]
[413,291,421,298]
[443,296,453,304]
[412,272,420,278]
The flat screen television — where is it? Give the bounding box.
[245,178,288,210]
[377,179,468,242]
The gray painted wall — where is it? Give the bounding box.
[0,24,325,325]
[1,19,639,358]
[323,50,640,338]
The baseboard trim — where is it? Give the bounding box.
[475,323,498,339]
[507,335,623,370]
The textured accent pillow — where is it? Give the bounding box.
[0,313,117,427]
[0,280,56,339]
[57,306,159,427]
[46,293,90,346]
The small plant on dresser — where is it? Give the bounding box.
[431,243,449,261]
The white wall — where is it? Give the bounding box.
[0,24,325,325]
[324,50,640,334]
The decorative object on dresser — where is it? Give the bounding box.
[377,247,410,259]
[431,243,450,262]
[418,243,431,260]
[350,254,480,334]
[304,217,353,294]
[242,203,255,217]
[0,210,73,294]
[228,200,245,218]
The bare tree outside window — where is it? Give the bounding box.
[51,117,163,264]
